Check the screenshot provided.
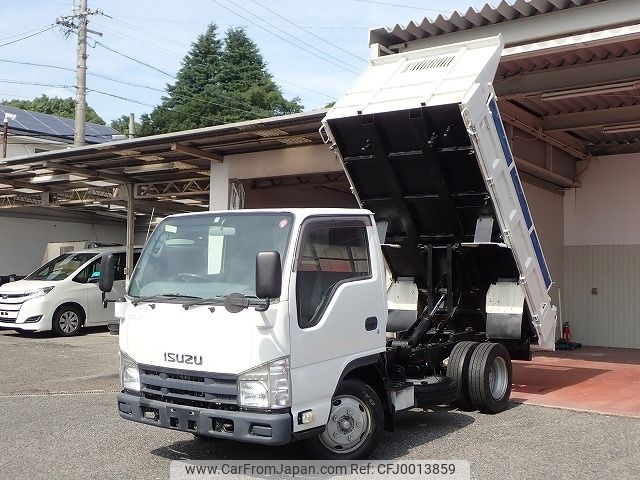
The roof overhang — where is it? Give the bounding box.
[369,0,640,158]
[0,110,327,221]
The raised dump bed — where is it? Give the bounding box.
[322,35,557,350]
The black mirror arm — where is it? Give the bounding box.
[254,298,270,312]
[101,292,120,308]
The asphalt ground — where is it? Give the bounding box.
[0,328,638,480]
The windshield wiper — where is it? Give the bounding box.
[181,296,225,310]
[130,294,200,306]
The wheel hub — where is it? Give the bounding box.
[319,395,371,454]
[59,311,79,333]
[488,355,509,400]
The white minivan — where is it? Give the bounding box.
[0,247,139,336]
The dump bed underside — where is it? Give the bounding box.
[326,105,515,284]
[322,36,557,349]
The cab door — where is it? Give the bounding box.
[288,217,387,431]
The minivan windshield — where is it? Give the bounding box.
[128,213,293,300]
[26,252,98,281]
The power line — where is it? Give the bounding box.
[0,56,336,111]
[91,21,188,58]
[210,0,360,74]
[0,25,56,48]
[0,79,72,89]
[225,0,362,71]
[90,42,285,116]
[0,24,56,43]
[94,40,176,78]
[248,0,366,64]
[350,0,451,12]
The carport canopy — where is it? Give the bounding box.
[0,110,327,276]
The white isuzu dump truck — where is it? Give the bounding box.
[100,36,556,459]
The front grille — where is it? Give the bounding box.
[0,304,20,322]
[139,364,238,410]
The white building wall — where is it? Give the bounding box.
[563,153,640,348]
[0,216,126,275]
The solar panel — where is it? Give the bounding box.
[0,104,118,143]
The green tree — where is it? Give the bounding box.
[110,115,140,136]
[215,27,302,124]
[1,94,105,124]
[139,25,302,136]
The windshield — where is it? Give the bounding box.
[26,252,98,281]
[128,213,293,299]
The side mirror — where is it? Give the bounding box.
[99,254,115,293]
[255,251,282,300]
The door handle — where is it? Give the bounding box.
[365,316,378,331]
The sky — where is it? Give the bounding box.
[1,0,491,125]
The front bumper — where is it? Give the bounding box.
[117,392,293,445]
[0,296,49,331]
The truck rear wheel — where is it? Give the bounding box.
[305,379,383,460]
[467,342,512,413]
[447,341,479,411]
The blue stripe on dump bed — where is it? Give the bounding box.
[510,168,533,230]
[489,98,513,166]
[530,230,553,290]
[489,95,552,290]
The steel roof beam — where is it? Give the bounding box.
[44,160,132,184]
[495,56,640,99]
[497,100,589,159]
[171,143,223,163]
[542,105,640,132]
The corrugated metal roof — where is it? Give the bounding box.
[0,104,118,144]
[370,0,604,47]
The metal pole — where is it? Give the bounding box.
[125,184,135,282]
[74,0,88,147]
[128,113,135,139]
[2,119,8,158]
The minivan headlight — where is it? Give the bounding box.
[238,357,290,409]
[24,286,55,300]
[119,350,140,392]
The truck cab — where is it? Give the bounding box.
[112,209,389,456]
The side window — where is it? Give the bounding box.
[113,253,126,281]
[296,221,371,328]
[73,259,101,284]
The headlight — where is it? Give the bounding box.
[238,357,290,409]
[24,286,55,300]
[120,350,140,392]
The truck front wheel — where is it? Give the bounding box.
[305,379,383,460]
[467,342,512,413]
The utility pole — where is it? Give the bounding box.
[2,113,17,158]
[75,0,88,147]
[57,1,103,147]
[128,113,135,139]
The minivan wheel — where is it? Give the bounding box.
[52,305,84,337]
[305,379,383,460]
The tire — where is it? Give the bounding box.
[414,375,457,407]
[305,379,384,460]
[467,342,512,414]
[447,341,479,411]
[52,305,84,337]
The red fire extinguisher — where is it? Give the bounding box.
[562,321,572,342]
